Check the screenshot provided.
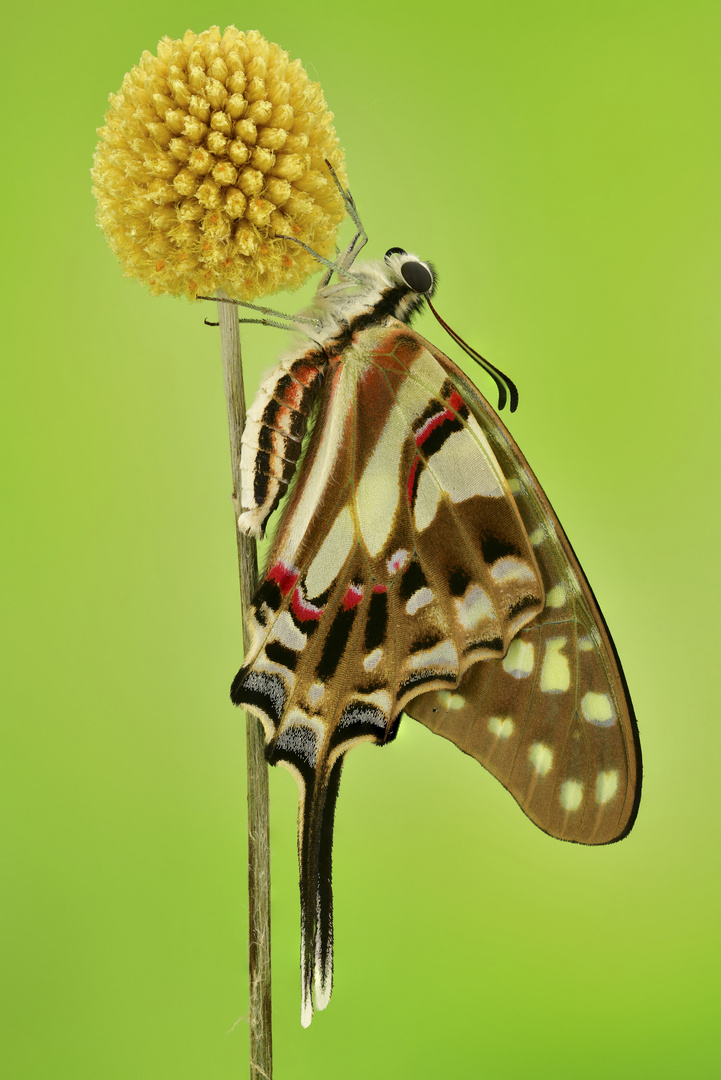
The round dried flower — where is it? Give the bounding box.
[92,27,347,301]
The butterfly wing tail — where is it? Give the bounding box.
[296,754,344,1027]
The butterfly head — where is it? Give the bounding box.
[383,248,436,322]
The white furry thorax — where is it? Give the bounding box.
[292,252,426,349]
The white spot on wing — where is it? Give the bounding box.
[596,770,619,804]
[406,587,433,615]
[387,548,409,575]
[490,556,538,586]
[502,638,535,678]
[560,779,584,812]
[363,648,383,672]
[269,611,307,651]
[304,506,354,597]
[540,636,571,693]
[488,716,514,739]
[307,683,324,706]
[529,742,553,776]
[581,691,616,727]
[409,640,456,670]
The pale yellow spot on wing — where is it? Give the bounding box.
[581,691,616,727]
[413,467,442,531]
[529,527,545,546]
[507,476,522,494]
[502,638,535,678]
[578,636,594,652]
[355,407,407,556]
[354,346,448,555]
[540,637,571,693]
[595,770,619,804]
[560,779,584,812]
[454,585,494,630]
[529,742,553,776]
[488,716,514,739]
[436,426,506,500]
[545,584,567,609]
[437,690,466,711]
[304,506,353,597]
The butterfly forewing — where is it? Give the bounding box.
[404,336,641,845]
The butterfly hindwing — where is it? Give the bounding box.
[232,321,545,1022]
[404,335,641,845]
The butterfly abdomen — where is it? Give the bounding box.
[239,350,329,538]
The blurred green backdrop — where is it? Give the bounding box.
[3,1,719,1077]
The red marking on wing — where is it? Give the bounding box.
[291,588,324,622]
[342,584,364,610]
[447,389,463,412]
[387,550,409,574]
[414,389,464,449]
[414,409,444,447]
[372,584,387,594]
[268,561,299,595]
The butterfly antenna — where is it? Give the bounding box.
[426,296,519,413]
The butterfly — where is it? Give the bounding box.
[228,187,641,1027]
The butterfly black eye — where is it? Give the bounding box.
[400,259,433,294]
[384,247,407,262]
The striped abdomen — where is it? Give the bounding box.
[238,352,328,538]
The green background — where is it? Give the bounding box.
[3,1,719,1077]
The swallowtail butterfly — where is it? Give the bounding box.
[229,182,641,1026]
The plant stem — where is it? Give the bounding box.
[217,291,273,1079]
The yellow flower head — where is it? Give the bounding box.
[92,27,347,301]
